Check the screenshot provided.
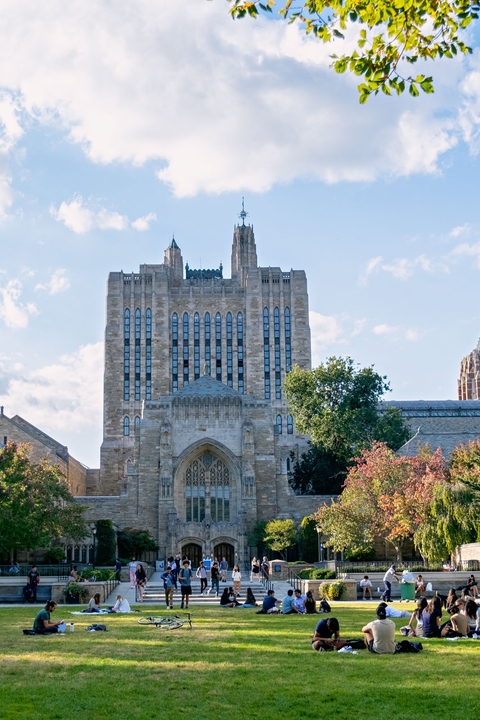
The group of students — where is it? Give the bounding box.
[406,590,480,638]
[255,588,319,614]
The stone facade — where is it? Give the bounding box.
[0,407,87,496]
[458,340,480,400]
[82,218,323,565]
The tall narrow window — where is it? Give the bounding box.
[135,308,141,401]
[210,457,230,522]
[237,312,244,393]
[274,307,281,399]
[145,308,152,400]
[124,309,130,401]
[287,415,294,434]
[215,312,222,382]
[183,312,189,386]
[285,307,292,373]
[226,312,233,387]
[135,415,141,426]
[194,313,200,380]
[123,416,130,436]
[205,312,211,375]
[263,307,270,399]
[172,313,178,392]
[276,414,283,434]
[185,458,206,522]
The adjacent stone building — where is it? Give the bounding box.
[458,340,480,400]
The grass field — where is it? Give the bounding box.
[0,603,478,720]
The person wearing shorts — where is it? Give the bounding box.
[179,560,193,609]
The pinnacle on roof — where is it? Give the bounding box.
[169,235,179,249]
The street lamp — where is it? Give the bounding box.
[92,527,97,569]
[316,527,324,563]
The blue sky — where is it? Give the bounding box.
[1,0,480,467]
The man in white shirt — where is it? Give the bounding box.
[381,564,400,603]
[362,606,396,654]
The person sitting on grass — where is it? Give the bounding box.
[220,587,240,607]
[85,593,102,613]
[440,606,468,638]
[257,589,280,614]
[445,588,458,611]
[408,597,428,637]
[110,595,131,613]
[294,588,307,613]
[422,597,442,638]
[33,601,65,634]
[312,617,348,651]
[465,599,479,635]
[281,589,299,614]
[237,587,256,608]
[377,601,411,620]
[362,605,396,654]
[360,575,373,599]
[304,590,317,613]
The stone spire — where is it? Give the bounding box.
[231,200,257,282]
[164,235,183,282]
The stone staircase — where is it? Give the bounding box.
[141,571,267,606]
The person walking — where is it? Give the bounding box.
[262,556,270,581]
[232,565,242,597]
[219,557,228,583]
[114,558,122,582]
[128,558,137,588]
[381,564,400,603]
[196,561,208,594]
[135,563,147,603]
[251,557,261,583]
[208,562,220,596]
[27,565,40,603]
[179,560,193,609]
[161,566,176,609]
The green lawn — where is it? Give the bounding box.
[0,603,477,720]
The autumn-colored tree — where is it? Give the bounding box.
[315,442,446,562]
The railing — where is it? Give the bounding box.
[336,560,447,574]
[286,567,302,592]
[259,566,274,594]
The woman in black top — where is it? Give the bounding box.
[135,563,147,602]
[304,591,317,614]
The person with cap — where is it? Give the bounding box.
[362,604,396,654]
[381,564,400,603]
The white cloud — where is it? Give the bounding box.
[0,342,103,435]
[131,212,157,231]
[0,92,22,219]
[35,268,71,295]
[0,279,38,328]
[309,311,344,365]
[0,0,470,199]
[450,223,470,238]
[361,253,448,283]
[373,324,423,342]
[50,196,129,234]
[450,240,480,268]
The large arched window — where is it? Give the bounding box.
[263,307,270,399]
[123,416,130,436]
[226,312,233,387]
[183,312,189,386]
[124,309,130,401]
[285,307,292,373]
[274,307,281,399]
[210,456,230,522]
[215,312,222,382]
[204,312,211,375]
[172,313,178,392]
[237,312,244,393]
[194,312,200,380]
[145,308,152,400]
[185,458,206,522]
[135,308,141,401]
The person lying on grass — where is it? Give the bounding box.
[312,617,348,651]
[377,601,411,620]
[362,605,396,654]
[33,601,65,634]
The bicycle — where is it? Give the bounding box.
[138,613,192,630]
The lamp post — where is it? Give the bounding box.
[316,527,324,564]
[92,527,97,569]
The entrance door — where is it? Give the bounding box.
[214,543,235,568]
[182,543,202,568]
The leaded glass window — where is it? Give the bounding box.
[215,312,222,382]
[135,308,141,401]
[276,414,282,434]
[205,312,211,375]
[123,416,130,436]
[194,312,200,380]
[183,312,189,386]
[287,414,294,434]
[226,312,233,387]
[237,312,244,393]
[145,308,152,400]
[264,307,270,399]
[172,313,178,392]
[274,306,281,399]
[285,307,291,373]
[124,309,130,401]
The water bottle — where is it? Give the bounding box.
[377,587,380,593]
[70,623,75,632]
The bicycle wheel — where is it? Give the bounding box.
[138,616,165,625]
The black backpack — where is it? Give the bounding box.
[23,585,33,600]
[320,600,331,613]
[87,624,107,632]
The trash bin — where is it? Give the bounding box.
[400,582,416,601]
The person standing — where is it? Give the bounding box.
[381,564,400,603]
[27,565,40,603]
[135,563,147,603]
[219,557,228,583]
[208,562,220,596]
[169,556,178,590]
[232,565,242,597]
[196,561,208,594]
[179,560,193,609]
[251,557,261,583]
[161,566,176,609]
[262,556,270,581]
[115,558,122,582]
[128,558,137,588]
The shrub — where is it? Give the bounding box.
[319,581,346,601]
[62,582,90,603]
[81,568,114,581]
[297,568,336,580]
[95,520,116,566]
[43,547,66,563]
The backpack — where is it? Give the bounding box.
[320,600,331,613]
[23,585,33,600]
[87,624,107,632]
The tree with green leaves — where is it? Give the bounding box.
[248,520,268,555]
[0,441,87,563]
[264,518,298,558]
[299,516,319,562]
[285,357,409,494]
[117,527,158,560]
[95,519,117,566]
[224,0,476,100]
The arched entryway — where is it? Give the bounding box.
[214,543,235,568]
[182,543,202,568]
